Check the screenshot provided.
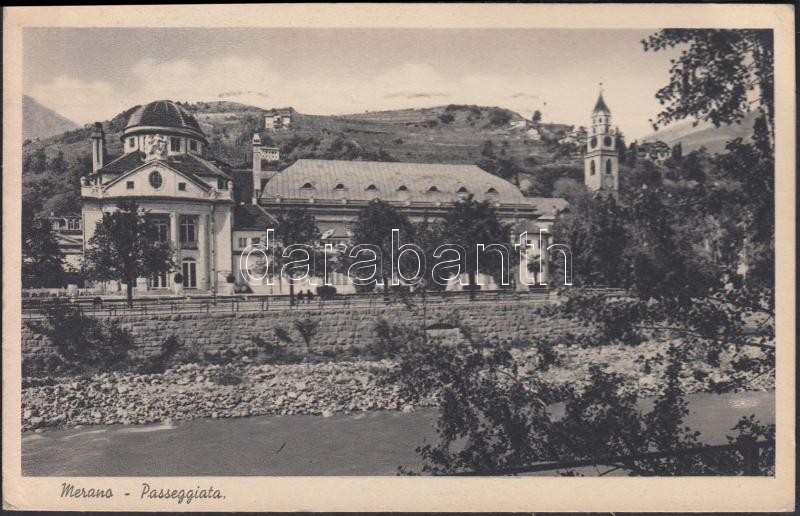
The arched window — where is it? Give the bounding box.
[590,161,596,175]
[428,186,439,192]
[606,159,612,174]
[301,182,314,189]
[457,186,469,193]
[365,184,378,191]
[334,183,346,190]
[486,187,498,195]
[397,185,408,191]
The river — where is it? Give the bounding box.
[21,390,773,476]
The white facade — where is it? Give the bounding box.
[82,101,234,295]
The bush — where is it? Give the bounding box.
[226,273,236,283]
[30,301,134,372]
[488,108,512,127]
[139,335,183,374]
[173,272,184,285]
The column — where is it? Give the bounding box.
[170,212,180,291]
[197,214,208,290]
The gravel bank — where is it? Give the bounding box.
[22,341,773,431]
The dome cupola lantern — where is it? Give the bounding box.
[121,100,207,157]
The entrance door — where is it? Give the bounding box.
[182,260,197,288]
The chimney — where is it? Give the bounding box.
[90,122,105,173]
[252,133,263,204]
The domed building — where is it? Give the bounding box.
[80,99,578,298]
[82,100,235,294]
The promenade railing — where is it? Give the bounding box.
[20,287,609,320]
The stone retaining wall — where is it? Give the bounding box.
[22,301,583,372]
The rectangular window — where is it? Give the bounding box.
[251,237,260,245]
[179,216,196,247]
[128,137,135,148]
[170,137,181,152]
[150,271,168,289]
[189,140,198,151]
[182,261,197,288]
[127,181,134,189]
[178,182,186,191]
[238,237,247,248]
[67,219,81,231]
[152,217,169,243]
[217,178,227,190]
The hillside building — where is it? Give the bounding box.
[264,108,293,131]
[46,213,83,271]
[636,140,672,164]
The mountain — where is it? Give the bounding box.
[24,101,580,170]
[639,111,758,155]
[22,95,79,142]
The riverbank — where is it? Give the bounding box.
[22,339,774,431]
[22,390,775,476]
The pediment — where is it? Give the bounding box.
[102,160,210,198]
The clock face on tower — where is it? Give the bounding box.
[590,136,597,149]
[604,136,613,147]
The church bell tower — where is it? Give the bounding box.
[584,87,619,194]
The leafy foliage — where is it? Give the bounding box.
[439,195,519,298]
[84,201,174,306]
[643,29,774,145]
[269,208,325,305]
[384,320,774,475]
[22,203,66,288]
[346,200,416,293]
[30,301,134,373]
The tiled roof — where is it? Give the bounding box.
[171,154,233,180]
[526,197,569,217]
[262,159,530,205]
[91,152,144,176]
[92,152,232,182]
[125,100,204,137]
[233,204,274,230]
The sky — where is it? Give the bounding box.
[23,28,680,139]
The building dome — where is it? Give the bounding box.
[123,100,206,142]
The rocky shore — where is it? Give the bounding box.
[22,340,774,432]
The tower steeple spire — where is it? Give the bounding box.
[584,87,618,195]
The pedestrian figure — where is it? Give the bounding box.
[306,289,314,304]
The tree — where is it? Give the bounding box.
[551,192,629,288]
[616,132,627,163]
[440,195,518,299]
[270,209,323,306]
[551,177,585,202]
[385,319,774,475]
[22,203,65,288]
[84,201,174,307]
[643,29,774,148]
[348,200,415,297]
[531,110,542,124]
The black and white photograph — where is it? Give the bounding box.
[3,4,795,512]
